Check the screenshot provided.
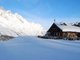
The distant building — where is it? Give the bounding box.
[45,23,80,40]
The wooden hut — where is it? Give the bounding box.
[46,23,80,40]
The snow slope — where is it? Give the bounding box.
[0,7,44,36]
[0,25,17,37]
[0,36,80,60]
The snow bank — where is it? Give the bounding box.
[0,7,44,36]
[0,36,80,60]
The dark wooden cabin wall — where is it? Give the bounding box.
[47,23,62,35]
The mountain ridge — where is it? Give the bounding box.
[0,7,44,37]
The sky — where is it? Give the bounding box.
[0,0,80,29]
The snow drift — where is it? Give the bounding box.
[0,7,44,37]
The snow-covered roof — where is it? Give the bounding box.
[57,24,80,32]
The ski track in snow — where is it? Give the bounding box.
[0,36,80,60]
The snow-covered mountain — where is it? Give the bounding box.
[0,7,44,37]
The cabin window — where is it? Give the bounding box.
[53,32,59,36]
[77,33,80,37]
